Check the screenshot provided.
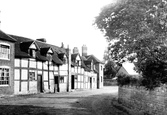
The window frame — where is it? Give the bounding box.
[0,66,10,86]
[29,49,36,58]
[29,71,36,81]
[60,76,64,83]
[0,43,10,60]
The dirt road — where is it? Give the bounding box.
[0,86,129,115]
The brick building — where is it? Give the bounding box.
[0,30,16,95]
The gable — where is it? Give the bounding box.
[29,43,37,49]
[48,48,53,54]
[76,55,81,61]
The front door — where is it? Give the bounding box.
[90,77,92,89]
[71,75,75,89]
[54,76,59,92]
[37,74,43,93]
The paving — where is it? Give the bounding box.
[0,86,130,115]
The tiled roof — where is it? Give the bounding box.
[10,35,33,58]
[36,51,48,61]
[81,56,87,61]
[0,30,16,42]
[35,40,66,54]
[40,47,51,55]
[10,34,65,65]
[86,55,104,64]
[71,53,78,61]
[52,52,63,65]
[20,41,35,53]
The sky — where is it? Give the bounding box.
[0,0,118,61]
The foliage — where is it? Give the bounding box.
[94,0,167,68]
[104,60,117,79]
[141,59,167,90]
[94,0,167,89]
[117,74,142,87]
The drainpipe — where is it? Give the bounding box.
[67,46,71,92]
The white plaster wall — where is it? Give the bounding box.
[44,82,49,92]
[54,66,58,71]
[29,81,37,93]
[49,65,53,71]
[60,64,67,71]
[81,83,83,89]
[15,59,20,67]
[14,69,20,80]
[49,72,54,79]
[71,68,74,73]
[37,62,42,69]
[60,83,66,92]
[38,71,42,74]
[21,82,28,94]
[21,59,28,67]
[30,60,36,68]
[49,80,54,93]
[14,81,20,94]
[78,75,80,81]
[43,62,48,70]
[44,71,48,81]
[75,81,77,89]
[78,82,81,89]
[21,69,28,80]
[60,71,67,76]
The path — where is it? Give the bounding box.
[0,86,129,115]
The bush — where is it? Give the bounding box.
[117,74,141,86]
[117,74,143,87]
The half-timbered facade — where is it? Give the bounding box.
[0,30,103,95]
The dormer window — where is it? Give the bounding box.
[76,60,80,66]
[29,49,36,58]
[0,43,10,60]
[47,48,53,62]
[29,43,37,58]
[91,61,94,70]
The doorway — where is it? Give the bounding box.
[37,74,43,93]
[54,76,59,92]
[90,77,92,89]
[71,75,75,89]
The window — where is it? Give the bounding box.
[29,49,36,58]
[47,53,52,62]
[29,72,35,81]
[0,67,10,85]
[0,44,10,60]
[63,56,67,64]
[60,76,64,83]
[76,60,79,66]
[101,66,103,71]
[101,76,103,82]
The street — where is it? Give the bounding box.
[0,86,129,115]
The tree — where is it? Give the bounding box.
[104,60,117,79]
[94,0,167,88]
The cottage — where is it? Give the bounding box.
[0,30,104,95]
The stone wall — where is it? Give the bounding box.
[118,86,167,115]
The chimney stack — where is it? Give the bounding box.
[36,38,47,43]
[82,44,87,56]
[73,47,79,54]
